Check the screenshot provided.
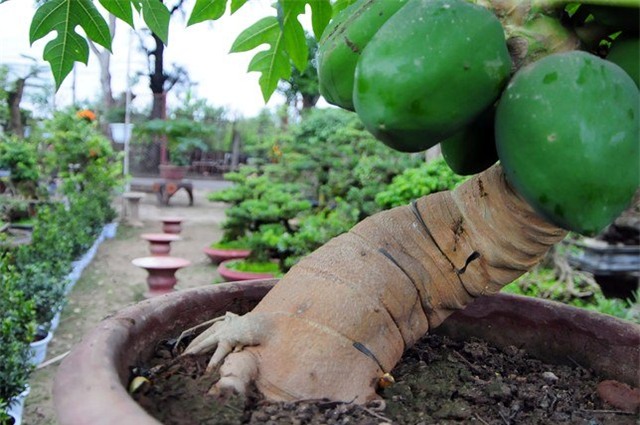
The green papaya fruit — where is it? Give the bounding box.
[353,0,511,153]
[441,107,498,176]
[607,37,639,87]
[495,51,639,236]
[317,0,408,111]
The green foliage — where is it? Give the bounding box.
[277,108,421,218]
[29,0,176,88]
[210,167,312,257]
[30,0,333,101]
[12,261,67,330]
[230,0,331,101]
[134,118,211,166]
[211,239,250,250]
[375,159,468,209]
[29,0,112,88]
[0,255,36,416]
[0,136,40,197]
[278,200,359,269]
[211,108,419,271]
[503,267,640,323]
[234,109,281,160]
[41,109,122,198]
[224,259,282,276]
[278,33,321,110]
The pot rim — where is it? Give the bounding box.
[54,280,640,425]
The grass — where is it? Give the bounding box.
[225,259,282,276]
[210,240,250,250]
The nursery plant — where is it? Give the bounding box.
[0,255,36,422]
[0,135,40,198]
[30,0,639,411]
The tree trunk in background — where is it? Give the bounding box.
[90,14,117,139]
[425,144,442,163]
[8,78,25,138]
[230,122,241,171]
[150,32,168,164]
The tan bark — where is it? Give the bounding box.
[185,164,567,403]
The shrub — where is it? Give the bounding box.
[12,261,67,331]
[0,255,36,420]
[375,158,468,209]
[503,266,640,323]
[0,135,40,198]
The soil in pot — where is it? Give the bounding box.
[131,332,638,424]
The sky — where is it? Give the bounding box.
[0,0,312,118]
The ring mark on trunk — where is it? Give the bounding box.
[353,341,386,372]
[410,201,456,271]
[377,247,434,320]
[410,200,478,301]
[294,260,406,351]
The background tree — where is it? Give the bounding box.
[278,33,321,114]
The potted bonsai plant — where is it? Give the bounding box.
[26,0,640,421]
[0,255,36,425]
[13,261,67,365]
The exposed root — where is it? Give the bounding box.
[174,314,226,353]
[183,312,268,372]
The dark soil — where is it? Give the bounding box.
[132,333,638,425]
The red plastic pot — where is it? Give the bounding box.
[217,259,277,282]
[203,246,251,264]
[53,280,640,425]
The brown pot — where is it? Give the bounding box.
[203,246,251,264]
[53,280,640,425]
[158,164,187,180]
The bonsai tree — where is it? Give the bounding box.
[30,0,639,406]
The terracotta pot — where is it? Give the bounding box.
[53,281,640,425]
[203,246,251,264]
[160,217,183,235]
[217,259,277,282]
[131,256,191,298]
[140,233,181,256]
[158,164,187,180]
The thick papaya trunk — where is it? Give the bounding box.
[185,164,567,403]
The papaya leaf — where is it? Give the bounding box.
[230,0,249,14]
[308,0,332,39]
[139,0,170,44]
[231,16,280,53]
[29,0,111,89]
[187,0,227,26]
[248,48,292,103]
[279,0,308,72]
[98,0,135,28]
[231,16,288,101]
[231,0,331,102]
